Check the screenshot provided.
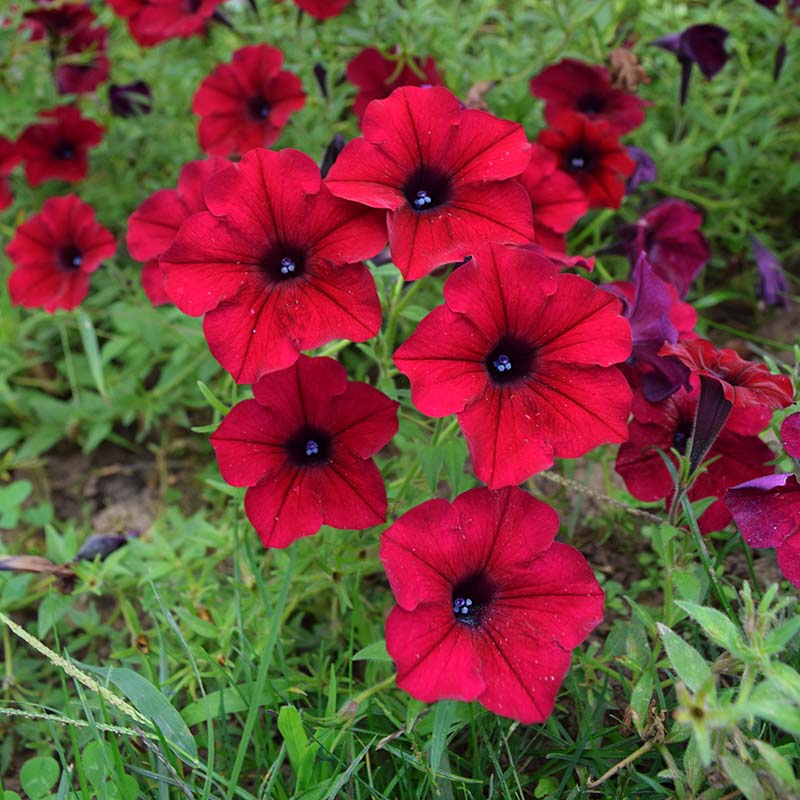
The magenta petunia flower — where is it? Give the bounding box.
[530,58,647,134]
[616,381,775,533]
[127,156,231,306]
[55,25,110,95]
[326,86,533,280]
[517,143,588,254]
[394,243,632,488]
[17,105,103,187]
[107,0,222,46]
[660,338,794,412]
[6,194,116,312]
[725,474,800,587]
[346,47,444,119]
[159,148,387,384]
[782,412,800,458]
[625,146,658,193]
[381,486,604,723]
[210,356,398,548]
[193,45,306,157]
[536,111,636,209]
[0,135,20,211]
[620,199,710,298]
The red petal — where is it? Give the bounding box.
[386,604,485,702]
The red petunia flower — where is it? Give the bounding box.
[127,156,230,306]
[381,486,604,723]
[0,136,20,211]
[159,148,387,384]
[394,243,632,488]
[782,412,800,458]
[725,474,800,587]
[108,0,222,46]
[530,58,647,134]
[518,143,588,254]
[210,356,398,548]
[326,86,534,280]
[291,0,352,19]
[536,112,635,209]
[6,194,116,312]
[17,105,103,187]
[620,199,710,298]
[193,45,306,157]
[346,47,444,119]
[660,337,794,411]
[615,381,775,533]
[55,26,110,95]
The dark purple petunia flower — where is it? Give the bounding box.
[750,235,791,308]
[603,253,691,402]
[625,146,658,193]
[620,199,710,298]
[109,81,152,117]
[652,24,730,104]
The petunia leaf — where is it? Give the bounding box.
[656,623,713,694]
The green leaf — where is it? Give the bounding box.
[278,705,315,789]
[76,310,108,400]
[657,623,713,694]
[720,755,765,800]
[430,700,456,778]
[196,380,230,415]
[78,664,197,758]
[20,756,60,799]
[765,615,800,654]
[0,481,32,528]
[352,639,391,662]
[672,571,702,604]
[440,439,467,495]
[630,671,654,735]
[675,601,744,651]
[751,741,797,789]
[764,662,800,701]
[534,778,558,798]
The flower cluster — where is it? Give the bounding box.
[4,7,797,736]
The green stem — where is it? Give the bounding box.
[681,495,736,622]
[57,315,80,406]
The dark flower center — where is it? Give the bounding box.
[182,0,202,12]
[403,166,451,212]
[261,244,306,283]
[563,145,595,173]
[59,244,83,271]
[52,140,75,160]
[485,337,536,385]
[286,426,332,467]
[672,422,692,456]
[246,95,271,121]
[576,91,607,115]
[452,571,496,628]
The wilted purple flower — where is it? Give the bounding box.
[652,24,730,104]
[319,132,345,178]
[626,146,658,193]
[750,235,791,308]
[620,198,711,298]
[109,81,152,117]
[74,530,139,561]
[603,253,691,401]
